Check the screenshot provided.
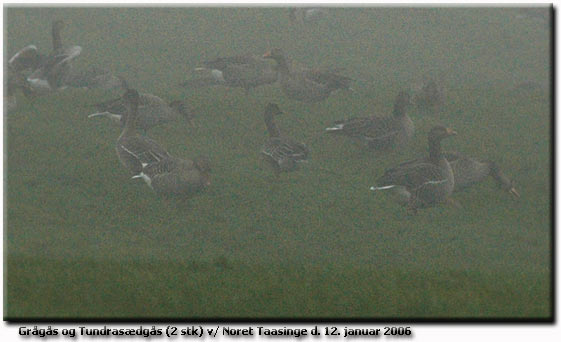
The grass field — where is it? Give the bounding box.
[4,7,551,319]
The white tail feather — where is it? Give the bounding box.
[132,172,152,189]
[325,124,344,131]
[370,185,397,191]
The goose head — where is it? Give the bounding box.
[263,48,285,62]
[393,90,412,116]
[428,126,457,143]
[52,19,65,32]
[488,162,520,198]
[264,103,283,116]
[169,100,194,122]
[122,88,140,105]
[194,156,211,187]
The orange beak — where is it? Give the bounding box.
[510,187,520,198]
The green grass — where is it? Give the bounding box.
[4,7,551,319]
[5,256,550,319]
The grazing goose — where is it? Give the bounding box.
[88,91,193,132]
[64,66,126,90]
[261,103,309,172]
[411,76,444,115]
[263,48,352,103]
[26,20,82,91]
[444,152,520,197]
[180,54,277,94]
[326,91,414,149]
[133,155,211,196]
[115,89,171,175]
[371,126,457,211]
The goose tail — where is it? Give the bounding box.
[325,123,345,133]
[87,112,123,124]
[132,172,153,189]
[370,185,397,191]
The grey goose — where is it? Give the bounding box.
[115,89,170,175]
[263,48,352,103]
[326,91,414,149]
[64,66,126,90]
[180,54,277,94]
[26,20,82,92]
[411,75,444,115]
[132,156,211,196]
[371,126,457,211]
[445,152,520,197]
[262,103,309,173]
[289,8,326,25]
[5,64,33,111]
[89,91,193,133]
[8,45,45,73]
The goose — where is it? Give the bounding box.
[5,64,33,111]
[326,91,414,149]
[444,152,520,197]
[132,155,211,196]
[263,48,352,102]
[64,66,126,90]
[88,91,194,132]
[411,75,444,115]
[370,126,457,211]
[115,89,171,175]
[8,45,45,72]
[26,20,82,92]
[261,103,309,172]
[180,54,277,94]
[289,8,326,25]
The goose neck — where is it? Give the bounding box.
[428,137,443,163]
[52,25,62,52]
[121,100,139,136]
[264,112,281,138]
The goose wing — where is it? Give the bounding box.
[9,45,44,72]
[378,160,447,190]
[302,68,352,90]
[27,45,82,88]
[262,137,309,163]
[91,96,126,113]
[118,135,170,166]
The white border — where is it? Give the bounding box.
[0,1,557,341]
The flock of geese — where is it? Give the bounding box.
[6,15,520,212]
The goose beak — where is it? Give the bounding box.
[446,128,457,136]
[509,187,520,198]
[263,50,272,58]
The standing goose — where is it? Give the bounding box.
[444,152,520,197]
[26,20,82,92]
[261,103,309,172]
[411,75,444,115]
[88,91,194,132]
[115,89,170,175]
[326,91,414,149]
[180,54,277,94]
[263,48,352,103]
[371,126,457,210]
[132,156,211,196]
